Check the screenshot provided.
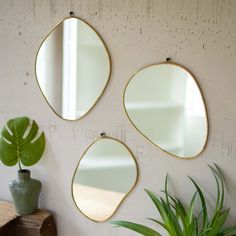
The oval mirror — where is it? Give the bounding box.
[72,136,138,222]
[35,17,111,120]
[124,63,208,159]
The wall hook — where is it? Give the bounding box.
[100,132,106,137]
[70,11,75,17]
[166,57,171,62]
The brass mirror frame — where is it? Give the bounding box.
[123,62,209,160]
[34,16,112,121]
[71,135,139,222]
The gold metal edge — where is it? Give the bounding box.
[122,61,209,160]
[70,135,139,223]
[34,16,112,122]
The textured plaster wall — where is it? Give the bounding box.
[0,0,236,235]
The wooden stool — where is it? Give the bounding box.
[0,201,57,236]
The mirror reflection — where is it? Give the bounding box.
[124,63,208,158]
[36,17,111,120]
[72,137,138,222]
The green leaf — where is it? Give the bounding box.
[110,165,236,236]
[214,164,225,212]
[147,218,172,234]
[189,176,209,234]
[144,189,169,223]
[110,221,161,236]
[160,198,183,236]
[208,165,225,228]
[220,226,236,235]
[0,117,45,167]
[188,191,197,223]
[207,209,229,236]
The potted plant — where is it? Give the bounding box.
[111,164,236,236]
[0,116,45,216]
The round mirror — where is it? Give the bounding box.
[124,63,208,159]
[72,137,138,222]
[35,17,111,120]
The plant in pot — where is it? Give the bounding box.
[111,164,236,236]
[0,116,45,216]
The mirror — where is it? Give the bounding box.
[124,63,208,158]
[72,136,138,222]
[35,17,111,120]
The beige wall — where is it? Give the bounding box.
[0,0,236,235]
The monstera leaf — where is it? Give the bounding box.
[0,117,45,168]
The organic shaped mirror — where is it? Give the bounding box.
[72,135,138,222]
[35,16,111,120]
[124,62,208,158]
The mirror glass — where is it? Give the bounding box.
[35,17,111,120]
[72,137,138,222]
[124,63,208,158]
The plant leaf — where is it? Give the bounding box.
[160,197,183,236]
[188,191,197,223]
[111,221,161,236]
[207,209,229,236]
[110,165,236,236]
[208,165,224,228]
[148,218,172,234]
[220,226,236,235]
[0,117,45,167]
[144,189,169,223]
[189,176,209,234]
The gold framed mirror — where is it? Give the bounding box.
[124,61,208,159]
[35,16,111,121]
[71,135,138,222]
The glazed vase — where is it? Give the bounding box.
[9,169,42,215]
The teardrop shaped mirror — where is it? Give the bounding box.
[35,17,111,120]
[72,136,138,222]
[124,62,208,159]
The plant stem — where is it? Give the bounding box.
[18,161,22,171]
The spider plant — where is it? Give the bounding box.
[111,164,236,236]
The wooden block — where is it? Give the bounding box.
[0,200,17,227]
[0,201,57,236]
[16,209,57,236]
[0,200,17,236]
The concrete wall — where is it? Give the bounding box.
[0,0,236,235]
